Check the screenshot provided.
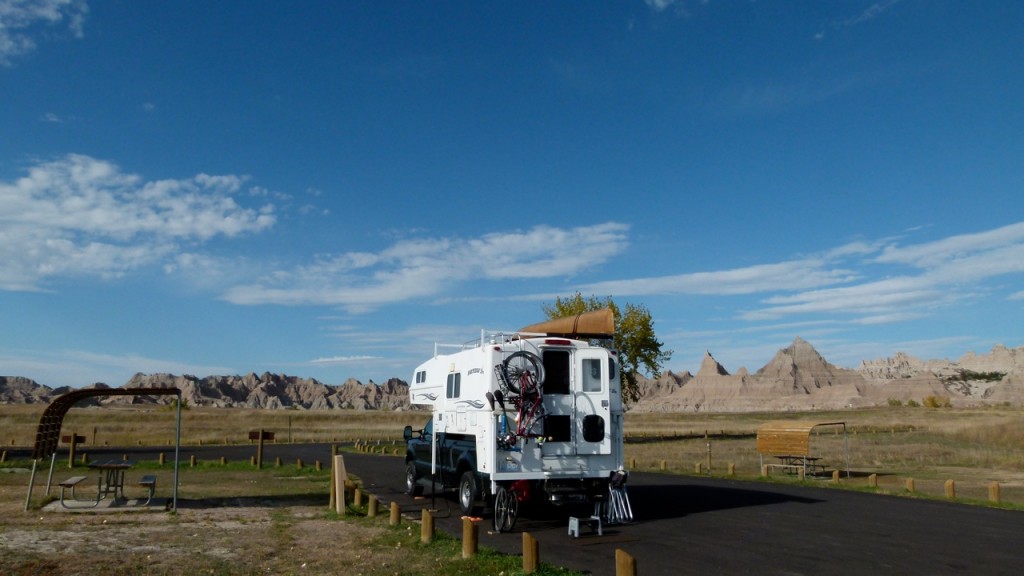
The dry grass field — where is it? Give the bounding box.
[2,404,1023,575]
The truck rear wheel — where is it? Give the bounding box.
[458,471,480,516]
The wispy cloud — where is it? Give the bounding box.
[816,0,901,41]
[556,222,1024,327]
[0,0,89,66]
[0,153,276,291]
[222,223,630,312]
[309,355,380,365]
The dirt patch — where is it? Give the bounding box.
[0,501,385,576]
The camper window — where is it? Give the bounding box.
[582,359,602,392]
[446,373,461,398]
[543,350,570,395]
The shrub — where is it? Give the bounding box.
[906,399,920,407]
[887,398,903,407]
[922,395,952,408]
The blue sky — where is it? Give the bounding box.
[2,0,1022,389]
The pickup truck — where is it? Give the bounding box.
[404,416,488,515]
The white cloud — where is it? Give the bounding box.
[544,221,1024,327]
[0,0,88,66]
[578,258,857,297]
[0,153,276,291]
[309,355,379,365]
[222,222,630,311]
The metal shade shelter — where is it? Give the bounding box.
[25,387,183,511]
[756,420,850,478]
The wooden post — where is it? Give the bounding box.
[368,495,378,517]
[462,517,478,559]
[727,463,735,476]
[256,429,265,469]
[660,459,667,471]
[250,456,256,466]
[190,455,197,467]
[421,509,434,544]
[868,473,877,488]
[831,469,840,483]
[761,464,769,477]
[81,453,88,465]
[332,455,347,515]
[989,481,1001,503]
[906,478,915,493]
[615,549,637,576]
[159,452,166,466]
[945,479,956,499]
[329,461,336,511]
[389,501,400,526]
[67,433,79,469]
[798,468,805,481]
[296,458,303,470]
[275,457,282,468]
[354,488,363,507]
[629,457,637,469]
[705,430,711,472]
[523,532,539,574]
[220,456,227,465]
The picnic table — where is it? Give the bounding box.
[89,459,134,499]
[774,455,824,475]
[58,460,156,508]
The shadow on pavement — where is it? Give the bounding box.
[631,482,822,521]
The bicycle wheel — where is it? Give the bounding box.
[502,351,545,395]
[493,485,518,533]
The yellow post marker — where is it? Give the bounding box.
[615,549,637,576]
[989,481,1001,503]
[945,479,956,499]
[368,495,378,518]
[333,455,347,516]
[462,517,478,559]
[389,501,400,526]
[421,509,434,544]
[522,532,539,574]
[906,477,915,493]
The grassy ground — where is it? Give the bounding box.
[2,404,1024,574]
[0,457,578,576]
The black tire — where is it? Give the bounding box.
[406,461,422,496]
[502,351,544,395]
[458,471,481,516]
[493,485,518,533]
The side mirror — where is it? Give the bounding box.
[403,425,413,441]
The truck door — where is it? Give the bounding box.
[575,349,612,455]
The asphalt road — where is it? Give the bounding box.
[29,444,1024,575]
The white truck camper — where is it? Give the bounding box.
[403,309,632,533]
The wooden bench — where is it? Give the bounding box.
[58,475,100,508]
[137,475,157,505]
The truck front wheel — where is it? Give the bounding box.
[458,471,480,516]
[406,461,422,496]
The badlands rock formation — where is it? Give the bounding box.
[3,340,1023,412]
[629,339,1024,412]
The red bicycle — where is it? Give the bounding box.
[496,351,546,442]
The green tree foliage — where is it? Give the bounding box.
[542,292,672,405]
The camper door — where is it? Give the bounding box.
[575,349,612,455]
